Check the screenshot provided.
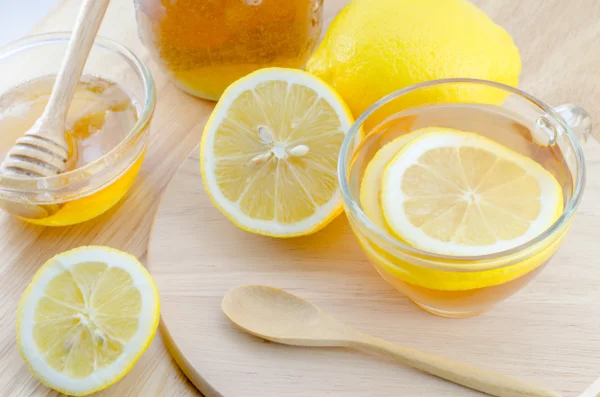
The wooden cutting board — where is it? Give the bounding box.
[1,0,600,396]
[147,138,599,397]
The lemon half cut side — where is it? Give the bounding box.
[201,68,355,238]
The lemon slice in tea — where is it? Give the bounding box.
[381,128,563,256]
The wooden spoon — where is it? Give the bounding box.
[0,0,110,178]
[222,285,561,397]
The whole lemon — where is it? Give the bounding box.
[307,0,521,121]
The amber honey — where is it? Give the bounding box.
[135,0,323,100]
[0,76,144,226]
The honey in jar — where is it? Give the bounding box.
[135,0,323,100]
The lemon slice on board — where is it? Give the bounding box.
[17,246,160,396]
[201,68,354,237]
[381,128,563,256]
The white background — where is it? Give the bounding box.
[0,0,61,46]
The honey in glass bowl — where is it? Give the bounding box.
[135,0,323,100]
[0,76,141,225]
[0,34,155,227]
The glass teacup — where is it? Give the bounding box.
[339,79,593,317]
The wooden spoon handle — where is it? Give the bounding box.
[351,337,561,397]
[42,0,111,131]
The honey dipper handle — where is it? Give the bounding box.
[350,336,561,397]
[42,0,111,133]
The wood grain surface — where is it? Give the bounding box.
[1,0,599,396]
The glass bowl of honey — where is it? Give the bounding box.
[339,79,591,317]
[134,0,323,100]
[0,33,155,226]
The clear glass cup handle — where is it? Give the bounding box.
[555,104,595,144]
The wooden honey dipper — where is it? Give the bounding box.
[0,0,110,177]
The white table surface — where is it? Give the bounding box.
[0,0,60,47]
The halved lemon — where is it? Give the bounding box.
[381,128,563,256]
[17,247,160,396]
[201,68,354,237]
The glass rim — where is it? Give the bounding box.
[338,78,586,268]
[0,32,156,196]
